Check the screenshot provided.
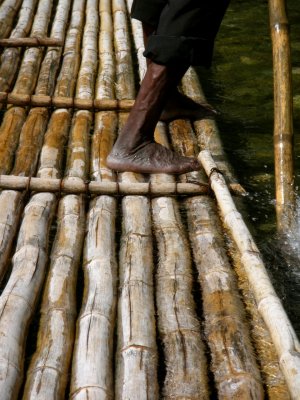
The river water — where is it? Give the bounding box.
[199,0,300,335]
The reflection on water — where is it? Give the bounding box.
[198,0,300,335]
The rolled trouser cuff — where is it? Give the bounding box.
[144,35,214,67]
[131,0,166,27]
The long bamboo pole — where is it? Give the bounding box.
[70,1,119,393]
[0,92,134,110]
[199,149,300,399]
[167,115,265,398]
[268,0,294,232]
[21,1,87,398]
[181,67,290,397]
[0,0,38,94]
[0,0,23,38]
[112,1,158,396]
[0,37,63,47]
[0,175,209,195]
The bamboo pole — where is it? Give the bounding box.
[151,123,210,399]
[0,0,38,94]
[181,67,289,397]
[0,92,134,110]
[112,1,158,395]
[0,37,63,47]
[268,0,294,232]
[21,2,87,399]
[70,1,119,395]
[0,192,56,400]
[0,0,23,38]
[199,149,300,399]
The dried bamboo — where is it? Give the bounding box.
[151,123,209,399]
[21,1,88,398]
[268,0,294,231]
[0,37,63,47]
[0,192,56,400]
[168,118,264,398]
[181,67,289,396]
[70,1,118,392]
[23,195,85,400]
[0,0,37,94]
[199,149,300,399]
[0,92,134,110]
[112,1,158,394]
[112,0,135,100]
[0,0,23,38]
[0,174,209,195]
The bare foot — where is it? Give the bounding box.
[106,142,200,174]
[160,91,218,122]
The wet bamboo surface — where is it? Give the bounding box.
[0,0,298,399]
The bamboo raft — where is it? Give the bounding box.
[0,0,299,399]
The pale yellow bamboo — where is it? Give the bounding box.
[23,195,85,400]
[0,0,38,93]
[0,192,56,400]
[150,123,209,399]
[21,1,88,398]
[0,92,134,109]
[268,0,294,231]
[200,149,300,399]
[0,37,63,47]
[181,67,289,396]
[0,174,209,195]
[168,118,264,398]
[0,0,23,38]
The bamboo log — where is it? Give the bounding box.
[112,0,135,100]
[113,5,158,393]
[168,118,264,398]
[0,0,37,93]
[199,149,300,399]
[150,122,209,399]
[0,192,56,400]
[0,0,23,38]
[180,67,289,396]
[70,195,117,400]
[0,37,63,47]
[0,92,134,110]
[268,0,294,231]
[23,195,85,400]
[35,0,72,96]
[0,174,209,195]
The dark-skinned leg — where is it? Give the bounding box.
[141,23,217,121]
[106,61,200,174]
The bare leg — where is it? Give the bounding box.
[142,23,217,122]
[106,61,200,174]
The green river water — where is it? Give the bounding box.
[199,0,300,334]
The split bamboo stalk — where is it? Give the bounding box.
[268,0,294,232]
[0,192,56,400]
[0,0,23,38]
[0,174,209,196]
[151,123,209,399]
[23,195,85,400]
[24,2,86,399]
[0,0,70,281]
[0,92,134,110]
[112,0,135,100]
[0,37,63,47]
[70,1,119,395]
[112,1,158,395]
[168,118,264,398]
[199,149,300,399]
[180,67,289,396]
[0,0,38,94]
